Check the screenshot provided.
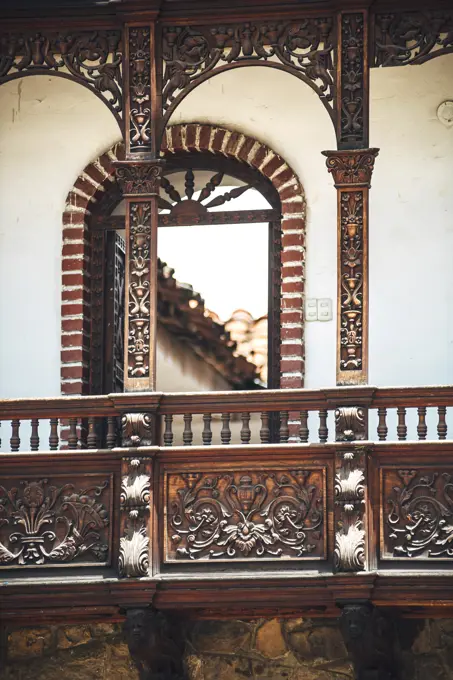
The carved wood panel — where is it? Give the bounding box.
[105,232,125,394]
[381,467,453,560]
[164,468,326,563]
[0,474,113,568]
[338,12,369,149]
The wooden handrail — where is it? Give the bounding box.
[1,385,453,420]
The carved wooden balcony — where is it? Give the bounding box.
[1,385,453,625]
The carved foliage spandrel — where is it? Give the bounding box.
[374,11,453,67]
[0,476,111,567]
[166,469,325,562]
[119,457,151,578]
[382,468,453,560]
[162,19,336,115]
[0,31,122,119]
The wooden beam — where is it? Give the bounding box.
[92,209,279,230]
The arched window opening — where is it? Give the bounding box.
[89,152,282,395]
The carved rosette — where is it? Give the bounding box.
[119,457,151,578]
[0,476,111,567]
[323,149,378,385]
[165,469,325,562]
[338,12,368,148]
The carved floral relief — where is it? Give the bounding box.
[382,468,453,560]
[0,476,111,567]
[165,469,325,562]
[128,202,152,379]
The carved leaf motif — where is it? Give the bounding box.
[119,524,149,577]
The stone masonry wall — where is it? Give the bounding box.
[3,618,453,680]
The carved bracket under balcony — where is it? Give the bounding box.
[339,602,399,679]
[124,607,186,680]
[334,448,366,572]
[119,457,151,578]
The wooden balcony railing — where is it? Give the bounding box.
[0,384,452,450]
[1,385,453,623]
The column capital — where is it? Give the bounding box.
[322,148,379,188]
[114,159,165,197]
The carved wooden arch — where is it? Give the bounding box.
[0,31,123,129]
[61,123,306,396]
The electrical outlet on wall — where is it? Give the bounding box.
[305,299,318,321]
[317,298,333,321]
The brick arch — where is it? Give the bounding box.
[61,124,306,396]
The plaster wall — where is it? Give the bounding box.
[0,57,452,398]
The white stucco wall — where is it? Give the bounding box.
[0,76,121,397]
[0,57,452,398]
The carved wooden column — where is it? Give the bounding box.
[325,11,378,386]
[334,406,367,572]
[115,23,164,397]
[322,149,378,385]
[119,456,152,578]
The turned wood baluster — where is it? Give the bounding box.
[183,414,193,446]
[279,411,289,443]
[163,414,174,447]
[10,419,20,451]
[202,414,212,446]
[240,412,251,444]
[87,417,99,449]
[221,413,231,445]
[106,417,117,449]
[438,406,447,440]
[260,412,270,444]
[377,408,388,441]
[417,406,427,440]
[49,418,59,450]
[68,418,78,450]
[318,409,328,443]
[30,418,40,451]
[397,407,407,441]
[299,410,309,443]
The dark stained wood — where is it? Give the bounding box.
[92,209,279,230]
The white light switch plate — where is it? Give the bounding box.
[317,298,333,321]
[305,298,318,321]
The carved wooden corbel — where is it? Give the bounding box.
[334,406,368,572]
[119,457,151,578]
[123,607,186,680]
[339,602,399,680]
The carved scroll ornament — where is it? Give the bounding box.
[0,31,122,123]
[374,11,453,67]
[128,202,152,379]
[0,476,111,567]
[166,469,325,562]
[119,457,151,578]
[162,19,336,121]
[128,27,152,153]
[334,449,365,572]
[335,406,367,442]
[383,469,453,560]
[324,149,378,187]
